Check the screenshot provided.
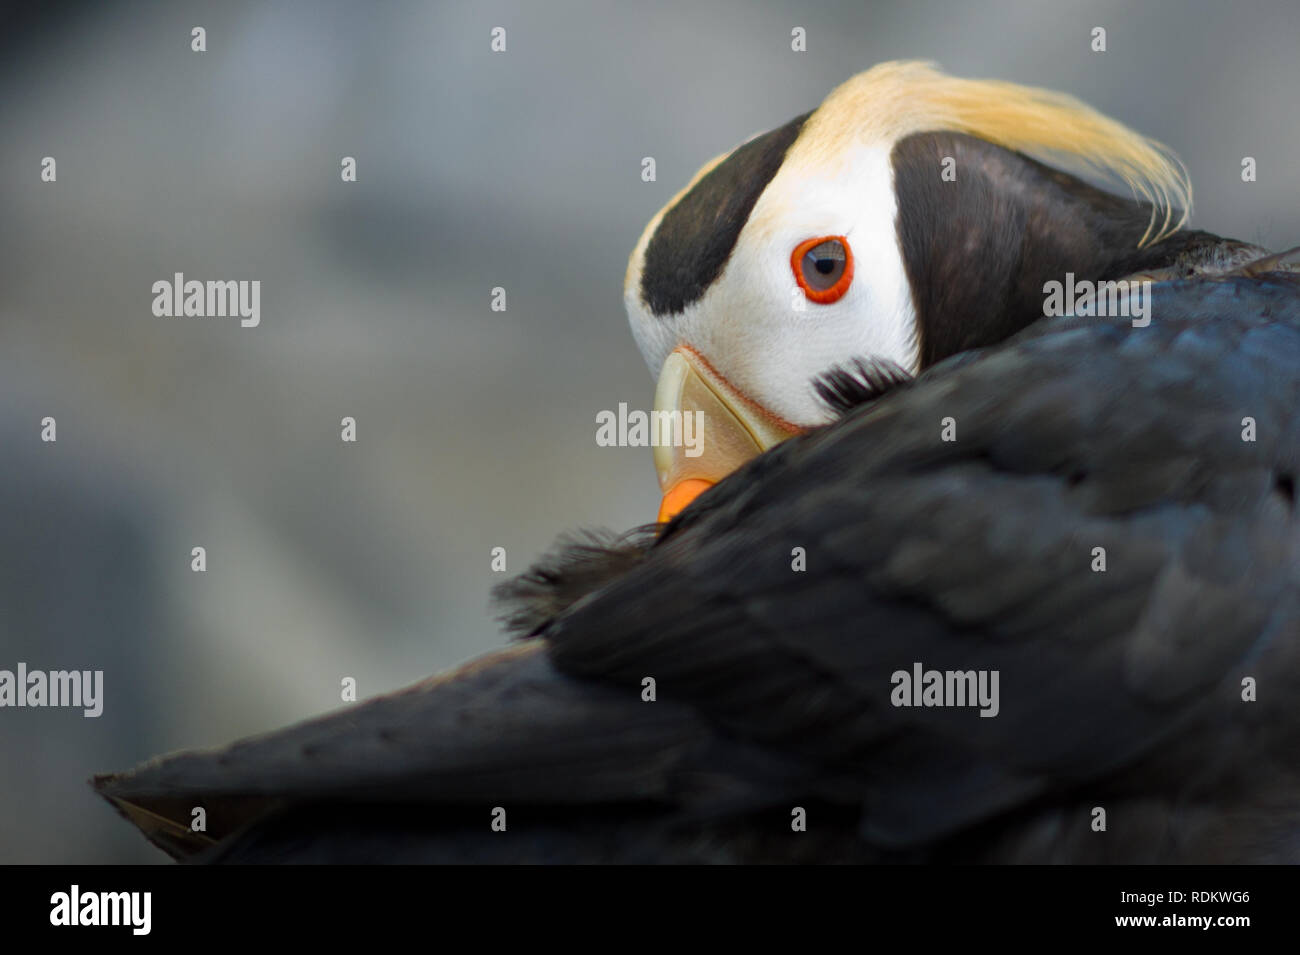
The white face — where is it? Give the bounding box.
[626,142,918,427]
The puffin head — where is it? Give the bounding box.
[625,61,1193,521]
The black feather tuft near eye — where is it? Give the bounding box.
[813,357,914,417]
[491,526,661,638]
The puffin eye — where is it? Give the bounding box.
[791,236,854,304]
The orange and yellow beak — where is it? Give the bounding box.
[654,346,803,522]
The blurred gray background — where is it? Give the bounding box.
[1,0,1297,862]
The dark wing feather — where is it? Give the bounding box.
[95,278,1300,862]
[93,643,820,861]
[545,285,1300,851]
[491,526,660,637]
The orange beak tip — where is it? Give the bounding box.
[657,478,715,523]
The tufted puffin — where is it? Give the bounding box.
[94,63,1300,863]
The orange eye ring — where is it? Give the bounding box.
[791,235,854,304]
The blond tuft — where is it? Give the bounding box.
[801,61,1191,247]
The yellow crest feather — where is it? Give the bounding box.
[802,61,1192,247]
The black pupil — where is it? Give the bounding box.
[803,240,845,289]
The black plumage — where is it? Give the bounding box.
[890,131,1274,366]
[812,356,914,416]
[639,112,811,317]
[94,273,1300,863]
